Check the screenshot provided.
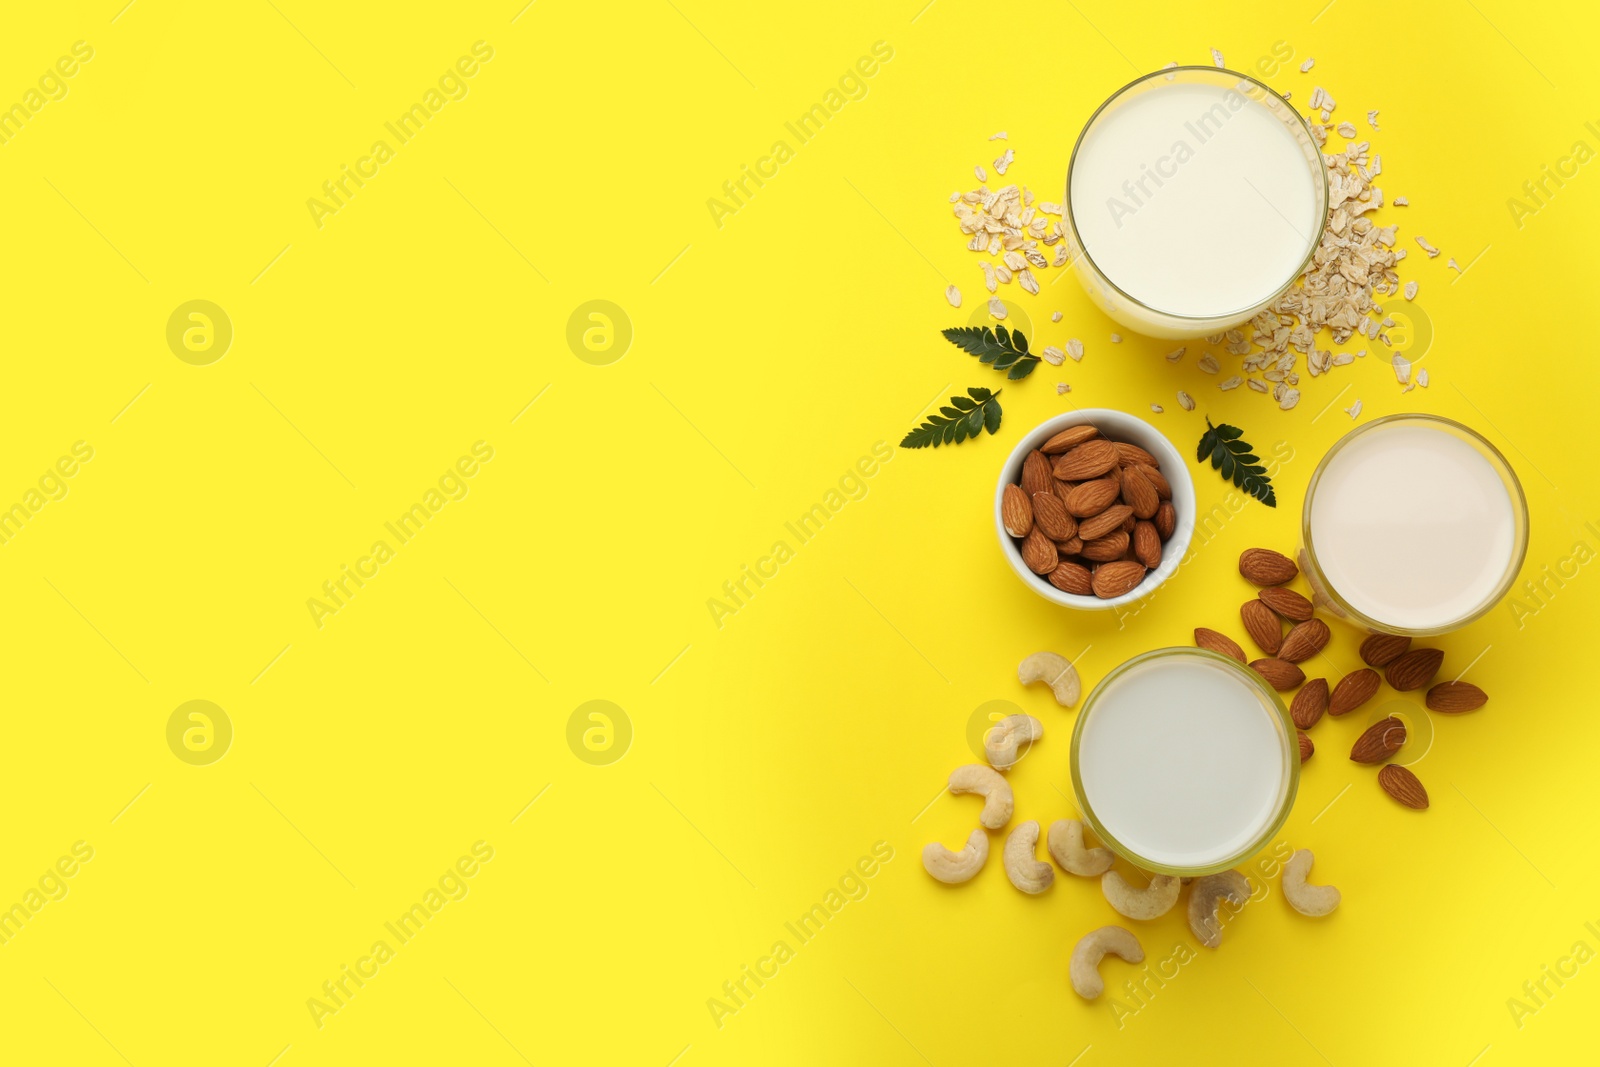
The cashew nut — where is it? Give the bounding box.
[1017,651,1081,707]
[1101,870,1181,920]
[921,829,989,884]
[1187,870,1251,948]
[984,714,1043,770]
[949,764,1013,830]
[1281,849,1341,917]
[1046,819,1114,876]
[1003,820,1054,894]
[1070,926,1144,999]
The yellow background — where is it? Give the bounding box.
[2,0,1597,1063]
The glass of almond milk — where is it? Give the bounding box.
[1300,414,1529,636]
[1063,67,1327,339]
[1071,648,1298,876]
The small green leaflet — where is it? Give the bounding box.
[900,387,1003,449]
[1196,417,1277,507]
[940,325,1039,380]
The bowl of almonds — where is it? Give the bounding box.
[995,410,1195,609]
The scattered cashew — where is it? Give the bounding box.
[984,714,1044,770]
[1187,870,1251,948]
[1046,819,1114,876]
[1003,820,1054,894]
[1281,849,1341,916]
[921,829,989,884]
[1070,926,1144,999]
[1101,870,1182,920]
[1017,651,1081,707]
[949,764,1014,830]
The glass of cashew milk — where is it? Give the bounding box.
[1063,66,1327,339]
[1070,648,1299,876]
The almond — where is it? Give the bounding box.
[1080,531,1130,562]
[1113,441,1159,470]
[1021,450,1054,497]
[1052,439,1120,481]
[1021,528,1058,574]
[1001,484,1033,538]
[1120,512,1135,534]
[1194,627,1246,663]
[1063,478,1120,518]
[1133,521,1162,569]
[1031,491,1077,541]
[1327,668,1380,716]
[1277,619,1330,664]
[1039,424,1100,454]
[1120,465,1160,519]
[1048,560,1093,595]
[1053,480,1077,508]
[1258,587,1314,622]
[1137,463,1172,500]
[1386,648,1443,692]
[1359,633,1411,667]
[1154,500,1176,540]
[1426,681,1487,713]
[1298,731,1314,763]
[1055,536,1083,557]
[1290,678,1329,729]
[1091,560,1146,598]
[1350,716,1406,763]
[1240,599,1283,655]
[1238,547,1298,586]
[1250,658,1304,691]
[1079,504,1134,542]
[1378,764,1429,809]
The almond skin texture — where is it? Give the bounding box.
[1113,442,1159,470]
[1239,547,1298,586]
[1154,500,1176,540]
[1133,521,1162,569]
[1250,658,1304,691]
[1386,648,1444,692]
[1052,439,1120,481]
[1137,463,1172,500]
[1055,536,1083,557]
[1031,491,1077,541]
[1194,628,1246,663]
[1359,633,1411,667]
[1259,587,1314,622]
[1079,504,1134,542]
[1091,560,1146,599]
[1290,678,1329,729]
[1378,764,1429,809]
[1080,531,1131,562]
[1351,716,1407,763]
[1039,424,1100,454]
[1048,561,1094,596]
[1120,465,1160,519]
[1426,681,1487,713]
[1002,484,1033,538]
[1021,528,1058,575]
[1278,619,1331,664]
[1327,668,1380,716]
[1298,731,1314,763]
[1240,600,1283,655]
[1021,450,1054,498]
[1063,478,1120,518]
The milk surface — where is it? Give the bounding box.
[1308,422,1517,630]
[1078,655,1287,869]
[1070,80,1319,318]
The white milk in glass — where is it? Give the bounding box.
[1076,652,1290,870]
[1068,73,1321,334]
[1306,420,1519,632]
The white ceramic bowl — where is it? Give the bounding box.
[995,409,1197,610]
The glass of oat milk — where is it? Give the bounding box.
[1063,67,1328,340]
[1300,414,1529,636]
[1071,648,1298,876]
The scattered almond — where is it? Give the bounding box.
[1350,716,1406,763]
[1001,485,1033,538]
[1359,633,1410,666]
[1327,668,1380,716]
[1385,648,1443,692]
[1425,681,1487,713]
[1378,764,1429,809]
[1240,600,1283,655]
[1239,548,1298,586]
[1278,619,1331,664]
[1250,658,1305,691]
[1290,678,1329,729]
[1298,731,1314,763]
[1194,628,1246,663]
[1259,587,1314,622]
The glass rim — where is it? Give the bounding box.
[1063,64,1330,324]
[1069,646,1299,877]
[1299,413,1531,637]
